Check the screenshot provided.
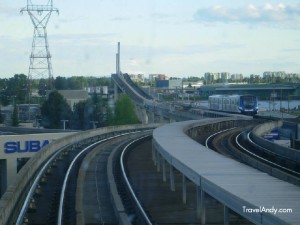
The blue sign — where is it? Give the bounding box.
[263,130,279,141]
[4,140,50,154]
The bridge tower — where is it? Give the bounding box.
[21,0,59,97]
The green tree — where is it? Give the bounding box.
[11,104,19,127]
[71,93,110,130]
[111,95,139,125]
[71,100,87,130]
[6,74,27,104]
[67,76,86,89]
[54,76,68,90]
[41,91,72,129]
[105,106,114,126]
[0,107,4,124]
[0,78,9,106]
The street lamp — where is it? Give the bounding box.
[61,120,68,130]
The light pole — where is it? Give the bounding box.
[61,120,68,130]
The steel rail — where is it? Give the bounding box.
[247,131,296,162]
[16,129,152,225]
[120,135,153,225]
[15,144,69,225]
[57,130,146,225]
[205,127,236,148]
[235,131,300,176]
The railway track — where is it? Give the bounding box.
[206,124,300,186]
[12,129,153,225]
[7,119,299,225]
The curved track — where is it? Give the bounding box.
[236,131,300,176]
[206,124,300,185]
[13,129,153,225]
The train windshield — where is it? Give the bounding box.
[241,96,257,108]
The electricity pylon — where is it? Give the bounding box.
[21,0,59,99]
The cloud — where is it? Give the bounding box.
[109,16,131,21]
[50,33,117,45]
[194,3,300,26]
[151,13,174,18]
[282,48,300,52]
[0,5,19,17]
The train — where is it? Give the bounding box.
[208,94,258,115]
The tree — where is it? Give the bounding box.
[54,76,68,90]
[67,76,86,89]
[0,107,4,124]
[111,95,139,125]
[71,100,86,130]
[41,91,72,129]
[70,92,112,130]
[5,74,27,104]
[11,104,19,127]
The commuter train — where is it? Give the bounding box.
[208,95,258,115]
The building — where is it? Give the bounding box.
[204,72,231,83]
[169,79,182,89]
[155,79,182,89]
[204,72,216,83]
[221,72,230,81]
[231,73,244,81]
[149,74,167,81]
[84,86,109,95]
[129,74,145,83]
[58,90,89,111]
[263,71,286,81]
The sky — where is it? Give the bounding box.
[1,0,300,78]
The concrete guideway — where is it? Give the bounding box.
[152,118,300,225]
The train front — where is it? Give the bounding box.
[239,95,258,115]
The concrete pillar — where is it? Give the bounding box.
[147,111,155,124]
[136,107,149,125]
[156,153,160,172]
[196,185,206,225]
[6,158,17,190]
[154,115,159,123]
[114,83,118,102]
[224,205,229,225]
[182,174,187,204]
[135,107,142,123]
[162,158,166,182]
[159,115,164,123]
[0,160,7,196]
[169,117,176,123]
[142,108,149,124]
[152,142,157,165]
[170,164,175,191]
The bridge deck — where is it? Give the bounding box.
[153,119,300,225]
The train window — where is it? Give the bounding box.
[242,96,256,107]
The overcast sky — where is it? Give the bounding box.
[1,0,300,78]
